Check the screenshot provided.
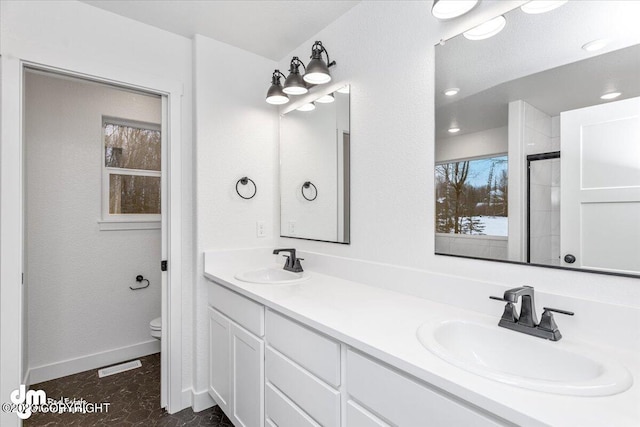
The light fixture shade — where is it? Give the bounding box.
[521,0,568,15]
[316,93,335,104]
[304,57,332,84]
[283,73,308,95]
[297,102,316,112]
[463,15,506,41]
[431,0,478,20]
[266,73,289,105]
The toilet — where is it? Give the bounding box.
[150,317,161,340]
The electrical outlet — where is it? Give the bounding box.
[288,221,296,235]
[256,221,266,237]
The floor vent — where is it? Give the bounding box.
[98,360,142,378]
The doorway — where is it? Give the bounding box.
[23,68,168,409]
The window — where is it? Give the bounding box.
[435,155,508,236]
[101,119,161,229]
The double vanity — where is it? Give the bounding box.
[203,248,639,427]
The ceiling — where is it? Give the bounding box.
[80,0,360,61]
[435,1,640,139]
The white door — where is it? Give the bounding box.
[160,95,169,408]
[561,96,640,273]
[209,308,231,414]
[231,323,264,427]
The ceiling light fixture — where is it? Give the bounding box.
[337,85,350,94]
[600,92,621,100]
[463,16,506,41]
[283,56,308,95]
[521,0,568,15]
[316,93,335,104]
[444,88,460,96]
[265,70,289,105]
[297,102,316,112]
[304,41,336,85]
[431,0,478,20]
[582,39,609,52]
[448,127,461,133]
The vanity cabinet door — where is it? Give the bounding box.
[208,307,230,414]
[231,322,265,427]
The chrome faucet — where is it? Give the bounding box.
[273,248,304,273]
[490,286,574,341]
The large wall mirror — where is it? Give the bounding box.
[280,85,350,243]
[435,2,640,276]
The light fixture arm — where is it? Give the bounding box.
[289,56,306,73]
[310,41,336,68]
[271,70,287,84]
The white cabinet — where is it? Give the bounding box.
[208,307,230,414]
[230,322,264,427]
[208,283,265,427]
[347,350,507,427]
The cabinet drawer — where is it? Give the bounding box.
[265,382,319,427]
[266,309,340,387]
[266,347,340,427]
[347,350,505,427]
[208,282,264,337]
[346,400,390,427]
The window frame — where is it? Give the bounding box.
[100,117,161,229]
[435,152,509,238]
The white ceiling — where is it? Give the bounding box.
[80,0,360,61]
[435,1,640,139]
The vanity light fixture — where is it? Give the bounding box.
[304,41,336,85]
[600,92,621,100]
[463,16,506,40]
[316,93,335,104]
[431,0,478,20]
[448,127,461,133]
[337,86,350,94]
[444,88,460,96]
[283,56,308,95]
[582,39,608,52]
[521,0,568,15]
[297,102,316,112]
[265,70,289,105]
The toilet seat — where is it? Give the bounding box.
[150,317,162,331]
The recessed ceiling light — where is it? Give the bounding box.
[297,102,316,112]
[463,16,506,41]
[582,39,609,52]
[431,0,478,20]
[316,93,335,104]
[521,0,568,14]
[448,127,461,133]
[443,88,460,96]
[600,92,621,100]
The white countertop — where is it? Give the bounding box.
[204,254,640,427]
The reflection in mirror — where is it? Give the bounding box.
[435,2,640,276]
[280,85,350,243]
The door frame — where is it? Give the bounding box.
[1,56,184,424]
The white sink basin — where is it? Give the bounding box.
[234,267,310,285]
[417,317,633,396]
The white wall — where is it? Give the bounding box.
[0,0,194,416]
[436,126,507,163]
[25,71,161,378]
[193,34,278,396]
[276,0,640,308]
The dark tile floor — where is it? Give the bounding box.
[25,353,233,426]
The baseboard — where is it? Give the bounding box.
[28,340,161,384]
[191,388,215,413]
[181,388,193,411]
